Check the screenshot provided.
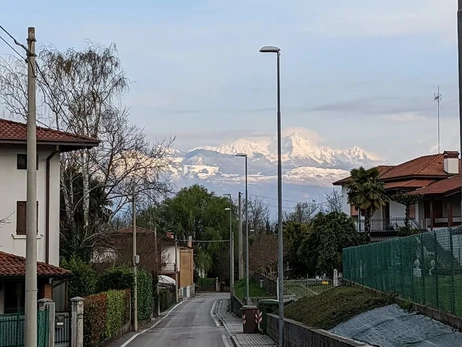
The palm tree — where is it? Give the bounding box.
[346,167,387,243]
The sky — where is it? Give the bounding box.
[0,0,460,164]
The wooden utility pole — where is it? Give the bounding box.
[25,26,37,347]
[154,224,160,316]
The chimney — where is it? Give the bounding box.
[187,236,192,248]
[443,151,459,174]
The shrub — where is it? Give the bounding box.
[84,293,107,347]
[61,256,97,298]
[137,270,153,321]
[97,266,134,292]
[105,290,128,339]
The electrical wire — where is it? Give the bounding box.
[0,34,23,59]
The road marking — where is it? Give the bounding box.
[119,301,185,347]
[222,334,231,347]
[211,300,220,326]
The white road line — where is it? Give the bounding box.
[211,300,220,327]
[222,334,232,347]
[119,300,185,347]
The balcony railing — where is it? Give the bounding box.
[423,216,462,229]
[356,218,423,232]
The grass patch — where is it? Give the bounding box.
[284,286,395,330]
[233,278,272,301]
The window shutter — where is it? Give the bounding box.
[16,201,39,235]
[16,201,26,235]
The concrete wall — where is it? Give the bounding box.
[0,146,60,266]
[266,314,367,347]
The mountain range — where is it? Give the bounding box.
[168,128,381,210]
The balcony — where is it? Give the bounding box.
[423,216,462,229]
[356,218,423,233]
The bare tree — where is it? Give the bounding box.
[0,43,175,260]
[323,189,343,214]
[284,202,318,224]
[245,198,271,235]
[249,234,278,278]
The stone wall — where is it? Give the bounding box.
[266,314,368,347]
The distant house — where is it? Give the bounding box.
[94,227,195,298]
[0,118,99,311]
[333,151,461,240]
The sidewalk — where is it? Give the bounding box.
[215,299,276,347]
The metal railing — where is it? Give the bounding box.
[284,279,333,299]
[356,218,423,232]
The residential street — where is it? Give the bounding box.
[125,293,233,347]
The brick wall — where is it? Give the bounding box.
[43,284,53,299]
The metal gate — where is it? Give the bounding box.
[55,311,71,347]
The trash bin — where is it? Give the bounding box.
[240,305,259,333]
[257,299,279,333]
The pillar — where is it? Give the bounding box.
[71,297,84,347]
[38,298,55,347]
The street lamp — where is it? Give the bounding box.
[259,45,284,347]
[224,194,234,297]
[235,153,249,304]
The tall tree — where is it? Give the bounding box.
[345,167,387,242]
[244,198,270,235]
[144,185,235,276]
[323,189,343,214]
[0,43,175,260]
[297,212,363,277]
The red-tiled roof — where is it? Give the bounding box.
[0,251,72,278]
[333,153,459,186]
[116,227,154,234]
[379,154,449,179]
[411,175,461,196]
[0,118,99,148]
[384,179,435,189]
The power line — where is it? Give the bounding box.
[0,25,28,53]
[0,34,23,59]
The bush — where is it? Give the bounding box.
[83,289,131,347]
[137,270,153,321]
[61,256,97,298]
[84,293,107,347]
[97,266,153,322]
[157,288,176,312]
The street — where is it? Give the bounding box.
[125,293,232,347]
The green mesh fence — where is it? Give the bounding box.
[0,309,49,347]
[343,228,462,317]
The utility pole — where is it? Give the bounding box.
[154,223,160,317]
[25,26,37,347]
[238,192,243,280]
[174,236,179,303]
[458,0,462,224]
[132,186,138,331]
[434,86,442,153]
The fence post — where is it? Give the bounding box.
[420,232,426,306]
[433,232,440,309]
[38,298,55,347]
[449,228,456,314]
[71,297,84,347]
[333,269,339,287]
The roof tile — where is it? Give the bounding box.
[0,251,71,278]
[0,118,99,146]
[411,175,461,196]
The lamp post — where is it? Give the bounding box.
[235,153,249,304]
[259,45,284,347]
[224,193,234,297]
[457,0,462,223]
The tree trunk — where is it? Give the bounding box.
[82,150,90,233]
[404,204,410,228]
[364,210,372,243]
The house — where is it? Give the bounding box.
[0,251,71,314]
[333,151,461,239]
[0,118,99,310]
[94,227,195,298]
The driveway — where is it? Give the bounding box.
[122,293,233,347]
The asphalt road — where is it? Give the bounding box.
[125,293,232,347]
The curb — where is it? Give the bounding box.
[214,299,241,347]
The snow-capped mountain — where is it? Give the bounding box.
[169,128,381,206]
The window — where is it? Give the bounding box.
[16,201,39,235]
[17,154,39,170]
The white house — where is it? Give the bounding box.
[333,151,461,238]
[0,118,99,312]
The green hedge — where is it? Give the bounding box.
[61,256,97,298]
[97,266,153,322]
[157,289,176,312]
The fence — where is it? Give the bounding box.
[0,310,49,347]
[252,272,277,296]
[285,279,334,299]
[343,228,462,317]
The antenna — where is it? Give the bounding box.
[434,86,442,153]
